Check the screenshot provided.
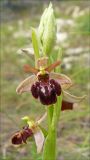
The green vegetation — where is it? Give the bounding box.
[74,12,90,34]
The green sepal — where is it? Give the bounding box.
[39,125,48,138]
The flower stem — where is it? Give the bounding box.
[47,105,53,130]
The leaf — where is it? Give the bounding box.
[32,28,40,59]
[43,105,57,160]
[43,128,56,160]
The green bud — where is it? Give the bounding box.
[38,8,48,41]
[43,3,53,26]
[38,3,56,56]
[38,3,52,40]
[42,9,56,55]
[22,116,35,128]
[22,116,29,123]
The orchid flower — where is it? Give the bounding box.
[11,114,47,153]
[16,57,85,106]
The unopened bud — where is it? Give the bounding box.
[38,3,56,55]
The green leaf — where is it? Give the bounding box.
[31,27,40,59]
[43,128,56,160]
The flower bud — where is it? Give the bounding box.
[38,8,48,41]
[42,9,56,55]
[38,3,56,55]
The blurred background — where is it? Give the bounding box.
[1,0,90,160]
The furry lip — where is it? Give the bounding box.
[31,73,61,105]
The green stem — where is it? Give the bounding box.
[47,105,53,130]
[43,100,62,160]
[43,125,57,160]
[57,95,62,121]
[43,48,63,160]
[51,105,57,130]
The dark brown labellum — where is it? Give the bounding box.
[12,132,23,145]
[12,126,33,145]
[31,74,61,105]
[31,83,39,99]
[50,79,61,96]
[39,85,57,105]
